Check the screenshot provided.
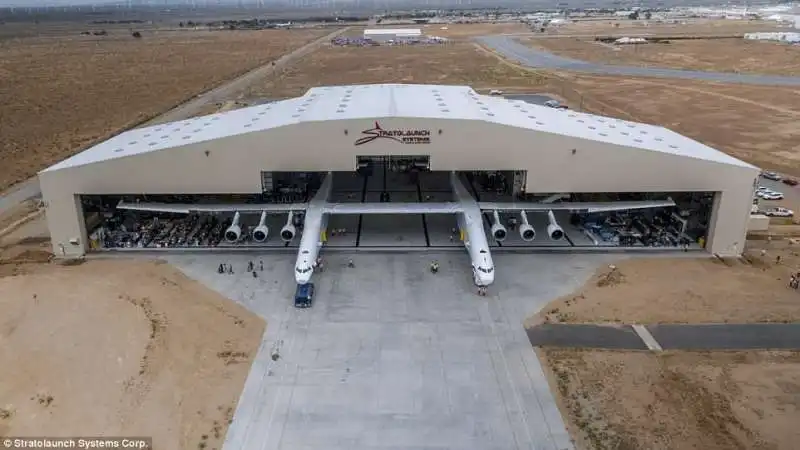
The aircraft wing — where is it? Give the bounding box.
[323,202,464,215]
[116,201,308,214]
[478,198,676,213]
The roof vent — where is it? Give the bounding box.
[172,128,180,132]
[599,132,608,137]
[438,103,446,107]
[243,124,252,128]
[487,113,495,117]
[521,109,528,113]
[252,118,259,122]
[621,132,629,136]
[513,104,521,108]
[597,118,605,123]
[258,112,266,116]
[627,124,636,128]
[528,115,536,119]
[144,133,151,138]
[160,135,168,139]
[568,114,576,118]
[155,128,162,132]
[193,129,201,133]
[577,119,585,123]
[669,144,678,149]
[114,148,124,153]
[203,122,211,126]
[292,114,300,118]
[634,138,643,143]
[588,126,596,130]
[338,104,347,108]
[336,109,345,113]
[535,121,544,126]
[183,135,192,139]
[609,124,616,128]
[441,109,450,113]
[128,141,137,145]
[148,142,157,146]
[212,117,220,121]
[480,107,489,110]
[298,108,305,112]
[640,130,647,134]
[655,137,663,141]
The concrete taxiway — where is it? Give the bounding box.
[168,252,616,450]
[477,35,800,86]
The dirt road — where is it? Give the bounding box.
[0,26,349,216]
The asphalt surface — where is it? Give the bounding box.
[649,324,800,350]
[477,35,800,86]
[527,323,800,350]
[526,323,648,350]
[168,252,616,450]
[503,94,558,105]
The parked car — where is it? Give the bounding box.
[764,207,794,217]
[762,192,785,200]
[294,283,315,308]
[761,171,782,181]
[783,178,798,186]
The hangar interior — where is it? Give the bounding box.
[38,83,759,258]
[81,165,713,251]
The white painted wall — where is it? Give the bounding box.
[39,118,758,257]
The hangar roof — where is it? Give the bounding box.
[42,83,756,173]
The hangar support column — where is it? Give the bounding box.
[42,192,89,258]
[705,184,755,257]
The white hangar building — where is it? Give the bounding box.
[38,83,759,259]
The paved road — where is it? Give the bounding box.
[527,323,800,350]
[0,27,349,216]
[477,35,800,86]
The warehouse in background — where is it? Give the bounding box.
[37,83,759,259]
[363,28,422,42]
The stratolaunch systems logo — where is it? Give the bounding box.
[354,121,431,146]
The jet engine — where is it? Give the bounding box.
[546,210,565,241]
[224,212,242,243]
[280,211,296,242]
[491,210,507,242]
[518,210,536,242]
[252,211,269,242]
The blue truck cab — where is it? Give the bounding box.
[294,283,315,308]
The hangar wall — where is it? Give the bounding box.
[39,117,759,257]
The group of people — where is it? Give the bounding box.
[217,260,264,278]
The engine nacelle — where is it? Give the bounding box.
[519,224,536,241]
[491,210,507,242]
[280,212,296,242]
[224,212,242,243]
[519,210,536,241]
[547,210,565,241]
[252,211,269,242]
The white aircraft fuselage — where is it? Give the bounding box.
[457,209,495,286]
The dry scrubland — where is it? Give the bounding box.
[0,28,326,192]
[544,73,800,176]
[527,37,800,76]
[541,349,800,450]
[0,259,265,449]
[252,41,547,97]
[531,256,800,325]
[551,18,787,35]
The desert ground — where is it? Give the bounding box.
[0,257,265,449]
[525,37,800,76]
[251,40,547,98]
[540,348,800,450]
[0,27,327,192]
[530,255,800,325]
[533,73,800,176]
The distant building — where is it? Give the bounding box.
[363,28,422,42]
[744,32,800,43]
